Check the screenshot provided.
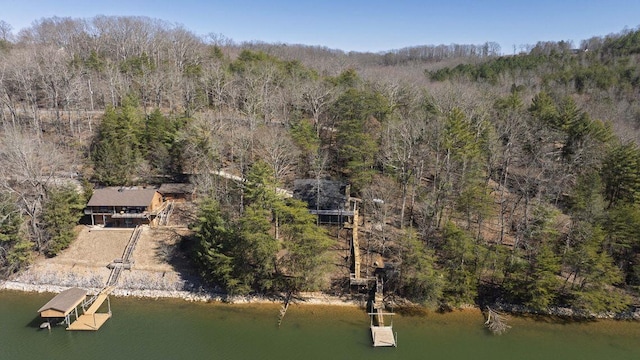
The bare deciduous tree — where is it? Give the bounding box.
[301,78,335,135]
[0,127,70,252]
[381,113,427,228]
[255,125,299,185]
[0,20,13,42]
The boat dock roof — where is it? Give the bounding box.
[38,288,87,318]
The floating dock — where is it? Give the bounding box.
[67,313,111,331]
[67,286,115,331]
[369,310,397,347]
[371,324,396,347]
[368,277,397,347]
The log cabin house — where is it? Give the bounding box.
[85,187,164,227]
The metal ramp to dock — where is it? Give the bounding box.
[84,286,116,314]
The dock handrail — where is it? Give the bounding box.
[105,266,122,287]
[83,286,115,312]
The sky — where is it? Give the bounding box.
[2,0,640,54]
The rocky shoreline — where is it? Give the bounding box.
[0,279,363,307]
[5,278,640,321]
[490,302,640,321]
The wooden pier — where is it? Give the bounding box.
[369,310,397,347]
[65,226,141,330]
[371,323,397,347]
[337,190,396,347]
[369,277,397,347]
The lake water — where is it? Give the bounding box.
[2,290,640,360]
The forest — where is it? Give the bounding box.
[1,16,640,314]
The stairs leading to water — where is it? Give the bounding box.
[67,226,144,331]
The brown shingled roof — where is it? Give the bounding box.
[37,288,87,314]
[87,188,158,207]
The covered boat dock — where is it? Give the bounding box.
[37,287,114,331]
[37,288,87,327]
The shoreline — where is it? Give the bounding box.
[4,279,640,321]
[0,279,364,307]
[7,280,640,321]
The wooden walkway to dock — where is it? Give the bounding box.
[341,197,397,347]
[66,226,143,331]
[38,225,146,332]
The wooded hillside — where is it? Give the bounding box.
[2,16,640,313]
